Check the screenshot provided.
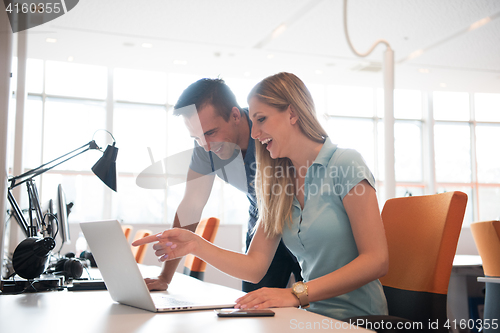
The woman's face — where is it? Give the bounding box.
[249,96,296,159]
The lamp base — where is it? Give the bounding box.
[1,275,63,294]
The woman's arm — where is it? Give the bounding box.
[305,179,388,302]
[132,221,281,284]
[235,180,388,309]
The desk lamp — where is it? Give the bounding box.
[6,131,118,280]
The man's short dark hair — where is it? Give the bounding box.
[173,78,241,121]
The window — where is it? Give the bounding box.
[14,59,500,229]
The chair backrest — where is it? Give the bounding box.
[380,191,467,327]
[183,217,220,280]
[121,225,133,241]
[471,220,500,277]
[130,229,152,264]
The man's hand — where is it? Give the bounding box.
[144,276,170,291]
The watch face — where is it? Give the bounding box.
[294,283,305,293]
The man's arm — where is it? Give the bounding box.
[144,169,215,291]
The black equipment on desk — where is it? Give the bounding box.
[53,257,84,280]
[12,237,55,279]
[5,131,118,283]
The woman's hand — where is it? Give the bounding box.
[132,228,199,262]
[234,287,300,310]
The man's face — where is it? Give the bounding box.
[183,104,240,160]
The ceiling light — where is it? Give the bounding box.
[440,83,447,88]
[244,72,251,77]
[46,38,57,43]
[67,56,74,62]
[142,43,153,48]
[418,68,430,74]
[407,49,424,61]
[271,24,287,39]
[469,17,491,31]
[315,70,323,75]
[267,54,275,59]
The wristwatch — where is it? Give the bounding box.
[291,281,309,309]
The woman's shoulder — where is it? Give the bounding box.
[328,147,366,167]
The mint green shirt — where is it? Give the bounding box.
[282,137,388,320]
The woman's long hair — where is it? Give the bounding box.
[248,72,328,237]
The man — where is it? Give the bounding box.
[145,78,301,292]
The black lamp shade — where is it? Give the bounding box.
[13,237,55,279]
[92,143,118,192]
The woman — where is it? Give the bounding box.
[133,72,389,320]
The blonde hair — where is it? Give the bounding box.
[248,72,328,237]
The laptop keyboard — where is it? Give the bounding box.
[152,295,198,308]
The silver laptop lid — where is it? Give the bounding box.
[80,220,157,312]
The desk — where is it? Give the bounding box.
[477,276,500,333]
[448,255,484,332]
[0,272,370,333]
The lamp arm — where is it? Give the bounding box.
[7,188,30,237]
[8,140,100,190]
[343,0,391,57]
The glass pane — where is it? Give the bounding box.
[114,68,167,104]
[376,88,384,118]
[433,91,470,121]
[326,85,374,117]
[395,186,424,198]
[23,96,43,169]
[224,77,260,109]
[434,123,471,183]
[45,61,107,100]
[394,121,422,182]
[166,182,186,225]
[113,176,165,223]
[325,117,375,174]
[43,98,106,171]
[223,183,250,225]
[394,89,422,120]
[167,73,202,107]
[475,93,500,122]
[114,103,167,174]
[478,187,500,221]
[307,83,326,116]
[167,112,193,156]
[40,173,105,227]
[27,58,44,94]
[377,120,384,181]
[476,124,500,183]
[436,186,474,227]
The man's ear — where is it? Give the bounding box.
[289,105,298,125]
[230,107,241,123]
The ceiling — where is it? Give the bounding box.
[18,0,500,92]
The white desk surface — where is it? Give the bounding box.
[0,271,370,333]
[477,276,500,284]
[452,254,482,266]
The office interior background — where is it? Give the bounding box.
[1,0,500,286]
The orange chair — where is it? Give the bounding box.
[121,225,133,241]
[183,217,220,280]
[349,191,468,332]
[130,229,152,264]
[470,220,500,332]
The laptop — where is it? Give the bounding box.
[80,220,242,312]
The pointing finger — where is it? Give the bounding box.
[132,233,163,246]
